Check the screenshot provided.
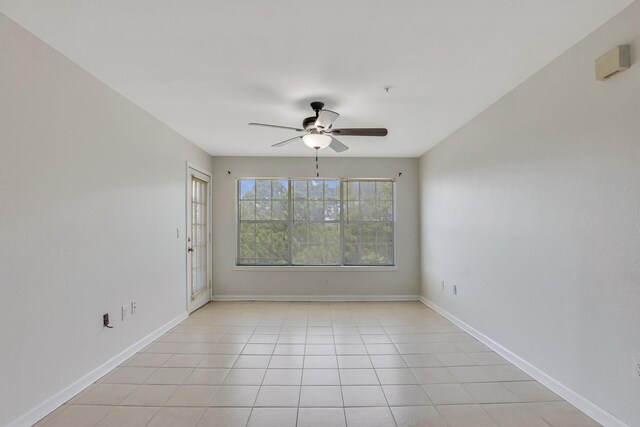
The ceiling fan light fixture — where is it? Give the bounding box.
[302,134,332,149]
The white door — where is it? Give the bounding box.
[186,166,212,313]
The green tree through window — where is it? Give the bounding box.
[237,178,394,266]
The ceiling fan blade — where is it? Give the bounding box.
[271,136,302,147]
[330,128,388,137]
[315,109,339,130]
[249,122,306,132]
[329,137,349,153]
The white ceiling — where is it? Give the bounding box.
[0,0,631,157]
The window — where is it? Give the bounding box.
[237,178,394,266]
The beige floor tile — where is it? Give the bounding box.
[39,302,597,427]
[247,407,297,427]
[123,353,172,367]
[304,355,338,368]
[342,385,387,406]
[305,344,336,355]
[362,334,392,344]
[436,404,498,427]
[366,344,400,355]
[299,385,343,407]
[103,367,158,384]
[335,344,368,355]
[263,369,303,385]
[198,354,238,368]
[463,382,521,403]
[121,385,179,406]
[306,335,334,344]
[255,385,301,406]
[303,369,341,385]
[146,407,205,427]
[434,352,477,367]
[220,334,251,344]
[344,406,396,427]
[223,368,266,385]
[145,367,194,384]
[233,355,271,368]
[447,366,494,383]
[184,368,229,385]
[402,354,442,368]
[269,355,304,368]
[468,352,510,366]
[165,385,218,406]
[249,334,279,344]
[196,407,251,427]
[370,354,408,368]
[163,354,205,368]
[41,405,111,427]
[242,344,275,355]
[95,406,159,427]
[527,402,601,427]
[333,335,363,344]
[297,407,346,427]
[482,403,551,427]
[277,334,306,344]
[502,381,561,402]
[339,369,379,385]
[383,385,432,406]
[274,344,306,355]
[72,384,137,405]
[392,405,447,427]
[209,385,260,406]
[412,367,457,384]
[376,368,419,385]
[337,355,373,369]
[484,364,533,382]
[423,383,476,405]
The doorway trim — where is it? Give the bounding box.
[186,162,212,313]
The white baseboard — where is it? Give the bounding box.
[419,297,628,427]
[8,312,188,427]
[212,294,421,302]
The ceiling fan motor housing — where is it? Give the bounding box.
[302,116,318,131]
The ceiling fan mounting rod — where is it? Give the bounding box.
[310,101,324,117]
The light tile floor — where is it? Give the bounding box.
[36,301,601,427]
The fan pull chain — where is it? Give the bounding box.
[315,148,320,177]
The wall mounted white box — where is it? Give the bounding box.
[595,45,630,80]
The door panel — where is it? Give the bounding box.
[187,167,211,313]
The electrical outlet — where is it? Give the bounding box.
[633,356,640,379]
[103,313,112,328]
[131,301,137,315]
[121,306,128,321]
[453,285,457,295]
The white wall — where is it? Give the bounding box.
[211,156,420,298]
[0,14,211,426]
[419,3,640,425]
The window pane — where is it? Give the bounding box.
[272,179,288,199]
[240,201,255,220]
[256,179,271,199]
[293,180,307,200]
[240,180,256,199]
[324,201,340,221]
[325,180,339,200]
[309,180,323,200]
[294,201,307,220]
[292,222,340,265]
[272,201,288,220]
[255,200,271,220]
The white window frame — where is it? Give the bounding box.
[235,177,396,269]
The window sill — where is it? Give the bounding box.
[233,265,398,272]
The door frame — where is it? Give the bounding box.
[185,162,213,313]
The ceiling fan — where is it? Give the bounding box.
[249,101,388,152]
